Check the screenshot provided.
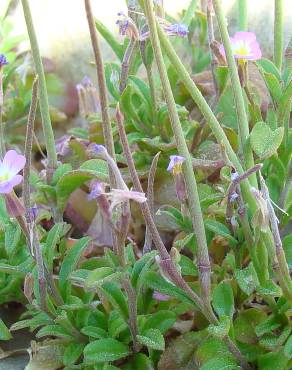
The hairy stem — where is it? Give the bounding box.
[144,0,212,304]
[274,0,284,71]
[212,0,256,188]
[0,70,5,158]
[21,0,57,170]
[84,0,116,171]
[238,0,248,31]
[143,152,160,254]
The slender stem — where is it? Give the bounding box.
[0,70,5,158]
[212,0,257,188]
[200,0,207,12]
[84,0,116,168]
[274,0,284,71]
[144,0,212,305]
[21,0,57,170]
[238,0,248,31]
[260,174,292,302]
[207,1,219,99]
[116,103,250,369]
[123,277,139,352]
[116,105,206,311]
[143,152,160,254]
[23,76,38,217]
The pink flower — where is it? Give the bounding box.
[219,32,262,61]
[153,291,171,301]
[0,150,26,194]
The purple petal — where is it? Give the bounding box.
[3,150,26,175]
[0,175,23,194]
[153,291,171,301]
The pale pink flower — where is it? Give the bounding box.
[0,150,26,194]
[108,189,147,211]
[219,32,262,61]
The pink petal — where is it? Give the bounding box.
[3,150,26,175]
[233,31,256,42]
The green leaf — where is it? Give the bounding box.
[283,235,292,268]
[84,338,129,364]
[94,19,124,60]
[234,308,267,344]
[142,310,176,334]
[126,353,154,370]
[81,326,108,339]
[204,219,238,246]
[256,58,281,80]
[63,343,84,366]
[51,163,73,186]
[212,281,234,318]
[85,268,123,291]
[5,221,21,258]
[257,349,289,370]
[261,72,282,103]
[56,169,108,211]
[143,271,195,307]
[131,251,156,289]
[179,255,198,277]
[207,316,231,339]
[59,237,91,298]
[200,357,240,370]
[235,263,259,295]
[250,121,284,159]
[137,328,165,351]
[255,315,281,336]
[44,223,63,270]
[36,325,73,339]
[105,62,120,101]
[284,334,292,359]
[101,282,128,319]
[257,279,282,297]
[0,318,12,340]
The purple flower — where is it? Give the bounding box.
[0,150,26,194]
[165,24,189,38]
[116,12,139,39]
[167,155,185,175]
[88,181,104,201]
[219,32,262,61]
[0,54,8,69]
[141,22,188,41]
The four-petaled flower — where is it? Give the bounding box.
[0,150,26,194]
[167,155,185,175]
[219,32,262,61]
[0,54,8,69]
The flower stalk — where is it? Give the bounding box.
[212,0,257,188]
[84,0,116,177]
[274,0,284,71]
[144,0,212,305]
[21,0,57,171]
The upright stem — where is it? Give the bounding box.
[212,0,257,189]
[0,70,5,158]
[274,0,284,72]
[144,0,212,305]
[21,0,57,170]
[238,0,248,31]
[207,1,219,99]
[84,0,116,164]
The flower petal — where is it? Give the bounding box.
[3,150,26,175]
[0,175,23,194]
